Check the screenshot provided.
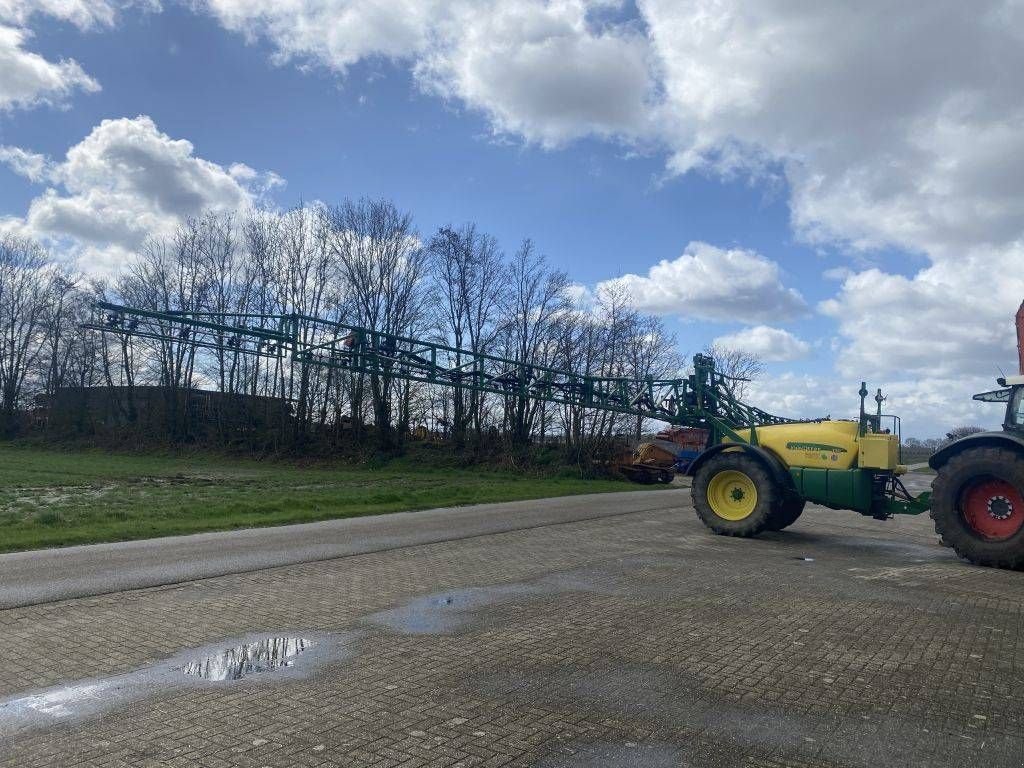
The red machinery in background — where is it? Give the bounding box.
[617,426,709,484]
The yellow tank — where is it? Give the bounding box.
[732,420,862,470]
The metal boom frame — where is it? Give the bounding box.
[83,301,798,440]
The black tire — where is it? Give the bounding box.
[765,496,805,531]
[636,469,658,485]
[692,452,780,537]
[931,447,1024,570]
[620,466,656,484]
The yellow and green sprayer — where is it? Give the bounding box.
[85,300,1024,570]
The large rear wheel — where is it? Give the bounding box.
[765,496,806,531]
[931,447,1024,569]
[693,453,780,537]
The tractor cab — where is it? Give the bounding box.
[973,376,1024,434]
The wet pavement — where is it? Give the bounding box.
[1,473,1022,767]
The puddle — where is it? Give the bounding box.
[11,682,118,720]
[365,563,689,636]
[181,637,313,681]
[368,585,543,634]
[0,631,353,737]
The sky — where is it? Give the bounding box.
[1,0,1023,437]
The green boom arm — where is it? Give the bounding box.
[84,301,802,434]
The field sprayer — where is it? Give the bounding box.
[83,300,1024,569]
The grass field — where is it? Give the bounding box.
[0,444,664,553]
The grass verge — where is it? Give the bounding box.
[0,443,666,553]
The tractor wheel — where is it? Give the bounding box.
[765,496,806,532]
[931,447,1024,570]
[692,452,780,537]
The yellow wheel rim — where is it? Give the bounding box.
[707,469,758,521]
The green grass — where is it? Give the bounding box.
[0,444,664,553]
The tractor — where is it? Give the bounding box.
[923,304,1024,568]
[926,376,1024,568]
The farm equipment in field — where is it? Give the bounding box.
[83,300,1024,569]
[617,427,708,484]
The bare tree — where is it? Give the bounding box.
[624,312,683,442]
[0,235,56,433]
[500,240,570,446]
[0,199,704,471]
[427,223,506,446]
[327,198,428,449]
[41,273,80,395]
[118,223,211,437]
[704,343,764,401]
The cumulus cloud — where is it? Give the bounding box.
[641,1,1024,248]
[819,249,1023,379]
[712,325,810,363]
[0,24,99,110]
[0,145,52,181]
[597,242,806,324]
[415,2,652,146]
[0,0,120,29]
[198,0,653,147]
[7,116,281,273]
[0,1,161,112]
[639,0,1024,375]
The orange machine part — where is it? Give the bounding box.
[1017,301,1024,375]
[654,426,709,452]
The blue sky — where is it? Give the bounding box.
[2,1,1022,436]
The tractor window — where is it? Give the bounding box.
[1011,389,1024,427]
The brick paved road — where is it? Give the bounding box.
[1,477,1021,767]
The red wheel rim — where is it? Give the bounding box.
[961,479,1024,541]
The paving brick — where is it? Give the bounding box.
[0,492,1022,766]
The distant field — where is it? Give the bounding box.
[0,444,664,553]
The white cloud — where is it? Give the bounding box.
[819,249,1023,379]
[0,145,52,181]
[0,1,160,112]
[822,267,852,282]
[712,325,810,363]
[639,0,1024,374]
[198,0,653,147]
[0,24,98,110]
[198,0,435,67]
[598,241,806,324]
[641,1,1024,250]
[0,1,121,29]
[7,116,281,273]
[415,2,652,146]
